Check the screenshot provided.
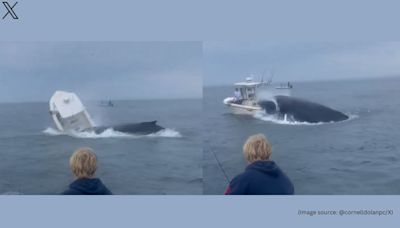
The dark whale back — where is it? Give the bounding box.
[94,121,164,134]
[258,100,278,114]
[258,96,348,123]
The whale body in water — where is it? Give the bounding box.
[258,95,349,123]
[94,121,164,135]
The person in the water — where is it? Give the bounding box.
[62,147,112,195]
[225,134,294,195]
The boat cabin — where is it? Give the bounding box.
[233,77,263,101]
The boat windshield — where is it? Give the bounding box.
[236,86,256,100]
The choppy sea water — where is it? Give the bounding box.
[1,77,399,195]
[203,77,400,194]
[0,99,202,194]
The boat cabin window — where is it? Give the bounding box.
[239,88,246,99]
[237,87,255,100]
[247,87,255,99]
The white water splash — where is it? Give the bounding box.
[43,127,182,139]
[253,112,358,126]
[147,129,182,138]
[43,127,64,135]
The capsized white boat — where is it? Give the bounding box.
[49,91,165,134]
[49,91,95,132]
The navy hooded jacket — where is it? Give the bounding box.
[62,178,112,195]
[225,160,294,195]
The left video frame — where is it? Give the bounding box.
[0,41,203,195]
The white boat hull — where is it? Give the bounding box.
[228,105,262,115]
[223,97,262,115]
[49,91,95,132]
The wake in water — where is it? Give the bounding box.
[43,127,182,138]
[253,111,358,126]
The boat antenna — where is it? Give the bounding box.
[209,147,231,184]
[261,68,270,86]
[266,69,274,85]
[261,69,266,83]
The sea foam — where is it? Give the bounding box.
[43,127,182,139]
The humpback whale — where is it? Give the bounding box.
[49,91,164,135]
[94,121,164,135]
[258,95,349,123]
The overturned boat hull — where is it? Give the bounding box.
[49,91,95,132]
[49,91,165,135]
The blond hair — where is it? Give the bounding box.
[243,134,272,163]
[69,147,97,178]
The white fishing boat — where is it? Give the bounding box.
[223,77,263,115]
[223,77,292,115]
[275,82,293,90]
[99,100,114,107]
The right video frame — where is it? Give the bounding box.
[203,42,400,195]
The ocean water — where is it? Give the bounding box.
[1,77,399,195]
[203,77,400,194]
[0,99,202,194]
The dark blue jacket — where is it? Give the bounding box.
[62,178,112,195]
[225,160,294,195]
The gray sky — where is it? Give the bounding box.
[0,42,202,102]
[204,42,400,86]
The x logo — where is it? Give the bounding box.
[2,1,18,20]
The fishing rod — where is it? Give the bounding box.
[209,148,231,184]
